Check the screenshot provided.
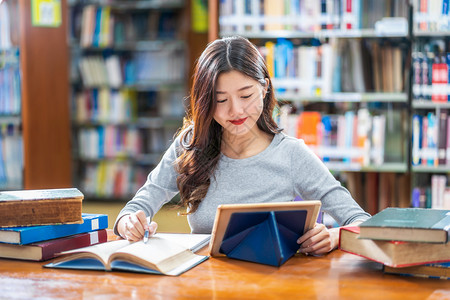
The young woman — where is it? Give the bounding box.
[114,36,370,255]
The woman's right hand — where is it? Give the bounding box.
[117,210,158,242]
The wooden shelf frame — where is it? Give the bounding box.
[19,0,72,189]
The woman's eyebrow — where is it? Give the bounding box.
[216,85,253,94]
[237,85,253,91]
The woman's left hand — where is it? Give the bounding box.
[297,223,339,256]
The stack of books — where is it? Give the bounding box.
[0,188,108,261]
[339,207,450,280]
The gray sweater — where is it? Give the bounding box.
[114,131,370,234]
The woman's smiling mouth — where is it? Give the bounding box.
[229,117,248,125]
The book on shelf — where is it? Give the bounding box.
[259,38,406,98]
[383,261,450,280]
[412,40,450,103]
[431,174,449,209]
[383,110,406,164]
[427,112,438,166]
[0,124,23,189]
[411,111,450,167]
[209,201,321,267]
[263,0,284,31]
[77,50,185,88]
[0,0,13,49]
[296,111,321,146]
[0,229,108,261]
[281,108,401,168]
[0,55,21,115]
[358,207,450,243]
[412,114,423,166]
[44,233,211,276]
[0,188,84,227]
[81,160,150,199]
[413,0,450,32]
[339,226,450,268]
[0,213,108,245]
[219,0,408,33]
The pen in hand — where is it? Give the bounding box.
[144,229,149,244]
[144,222,150,244]
[143,220,157,244]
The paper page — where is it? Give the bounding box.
[110,238,200,273]
[112,238,186,264]
[154,233,211,252]
[60,239,130,266]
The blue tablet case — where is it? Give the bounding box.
[219,210,307,267]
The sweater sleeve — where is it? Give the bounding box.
[113,132,182,235]
[291,138,371,226]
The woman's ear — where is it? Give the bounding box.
[263,78,269,98]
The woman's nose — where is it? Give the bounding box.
[229,98,244,117]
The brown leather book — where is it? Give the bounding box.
[0,188,83,227]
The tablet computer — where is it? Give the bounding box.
[208,200,321,266]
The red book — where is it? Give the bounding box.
[339,226,450,268]
[432,57,440,102]
[0,229,108,261]
[345,0,352,29]
[419,0,428,31]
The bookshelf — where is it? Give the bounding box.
[0,0,72,190]
[68,0,192,200]
[208,0,413,215]
[0,0,21,190]
[410,0,450,209]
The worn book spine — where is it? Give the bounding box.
[0,188,83,227]
[41,229,108,260]
[358,207,450,243]
[0,213,108,245]
[383,262,450,280]
[339,226,450,267]
[0,229,108,261]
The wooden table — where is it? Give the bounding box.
[0,234,449,300]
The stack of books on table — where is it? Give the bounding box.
[339,207,450,280]
[0,188,108,261]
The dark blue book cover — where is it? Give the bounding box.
[359,207,450,243]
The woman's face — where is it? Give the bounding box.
[213,70,267,138]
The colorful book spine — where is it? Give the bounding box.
[0,229,108,261]
[412,52,422,101]
[427,112,438,166]
[415,0,450,33]
[81,161,148,199]
[409,111,450,167]
[412,114,423,166]
[284,108,400,168]
[384,262,450,280]
[0,49,21,115]
[259,38,405,98]
[218,0,404,33]
[0,213,108,245]
[0,1,13,49]
[78,126,142,160]
[447,52,450,101]
[438,109,448,165]
[412,175,450,209]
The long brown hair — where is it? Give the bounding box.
[176,36,281,213]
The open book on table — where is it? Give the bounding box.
[44,233,210,276]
